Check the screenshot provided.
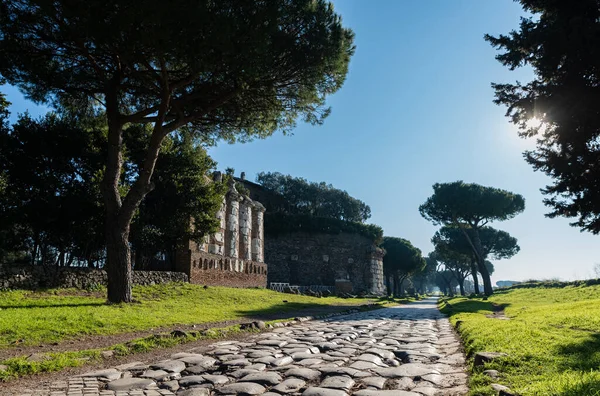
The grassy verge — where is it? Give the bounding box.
[0,284,396,381]
[0,283,378,348]
[441,285,600,396]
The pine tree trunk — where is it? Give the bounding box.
[472,230,493,295]
[105,219,132,303]
[459,279,465,296]
[471,260,480,294]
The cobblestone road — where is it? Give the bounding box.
[18,297,468,396]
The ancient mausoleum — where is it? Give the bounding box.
[237,177,386,295]
[175,175,267,288]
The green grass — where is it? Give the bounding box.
[0,284,391,381]
[441,285,600,396]
[0,283,377,348]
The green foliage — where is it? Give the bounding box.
[486,0,600,234]
[256,172,371,222]
[419,181,525,227]
[381,237,426,295]
[264,213,383,243]
[0,0,355,302]
[0,111,106,266]
[0,0,354,140]
[443,285,600,395]
[434,225,520,261]
[420,181,524,295]
[130,133,225,268]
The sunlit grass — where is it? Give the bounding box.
[0,283,377,348]
[442,285,600,395]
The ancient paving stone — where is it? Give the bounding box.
[175,390,210,396]
[238,371,282,385]
[29,297,469,396]
[353,390,420,396]
[271,378,306,393]
[79,369,121,381]
[150,361,186,374]
[106,379,155,391]
[217,382,267,394]
[319,375,354,391]
[285,368,322,381]
[301,387,348,396]
[374,363,440,378]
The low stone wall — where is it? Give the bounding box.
[0,264,188,290]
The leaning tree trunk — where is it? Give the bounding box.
[472,231,493,295]
[470,259,480,294]
[458,278,465,296]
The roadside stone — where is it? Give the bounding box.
[140,370,169,380]
[474,352,507,367]
[353,391,420,396]
[491,383,514,395]
[484,369,500,379]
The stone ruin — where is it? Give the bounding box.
[236,177,386,296]
[175,174,268,288]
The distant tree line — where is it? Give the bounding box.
[256,172,371,223]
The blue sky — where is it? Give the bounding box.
[3,0,598,283]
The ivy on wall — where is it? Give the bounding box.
[265,213,383,244]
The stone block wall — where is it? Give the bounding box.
[0,264,188,290]
[175,174,268,289]
[265,232,385,295]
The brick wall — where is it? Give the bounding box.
[188,251,267,288]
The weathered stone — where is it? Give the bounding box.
[319,376,354,391]
[484,369,500,379]
[374,364,440,378]
[301,387,348,396]
[353,391,420,396]
[239,372,282,385]
[151,360,186,373]
[491,383,515,395]
[176,389,211,396]
[178,376,206,387]
[217,382,267,395]
[80,369,121,381]
[106,378,155,391]
[140,370,169,380]
[285,368,321,381]
[473,352,507,367]
[271,378,306,393]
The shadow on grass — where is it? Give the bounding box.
[0,302,106,309]
[234,301,377,321]
[557,332,600,372]
[442,299,510,316]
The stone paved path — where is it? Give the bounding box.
[18,297,468,396]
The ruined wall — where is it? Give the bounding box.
[0,265,188,290]
[265,232,385,295]
[175,175,268,288]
